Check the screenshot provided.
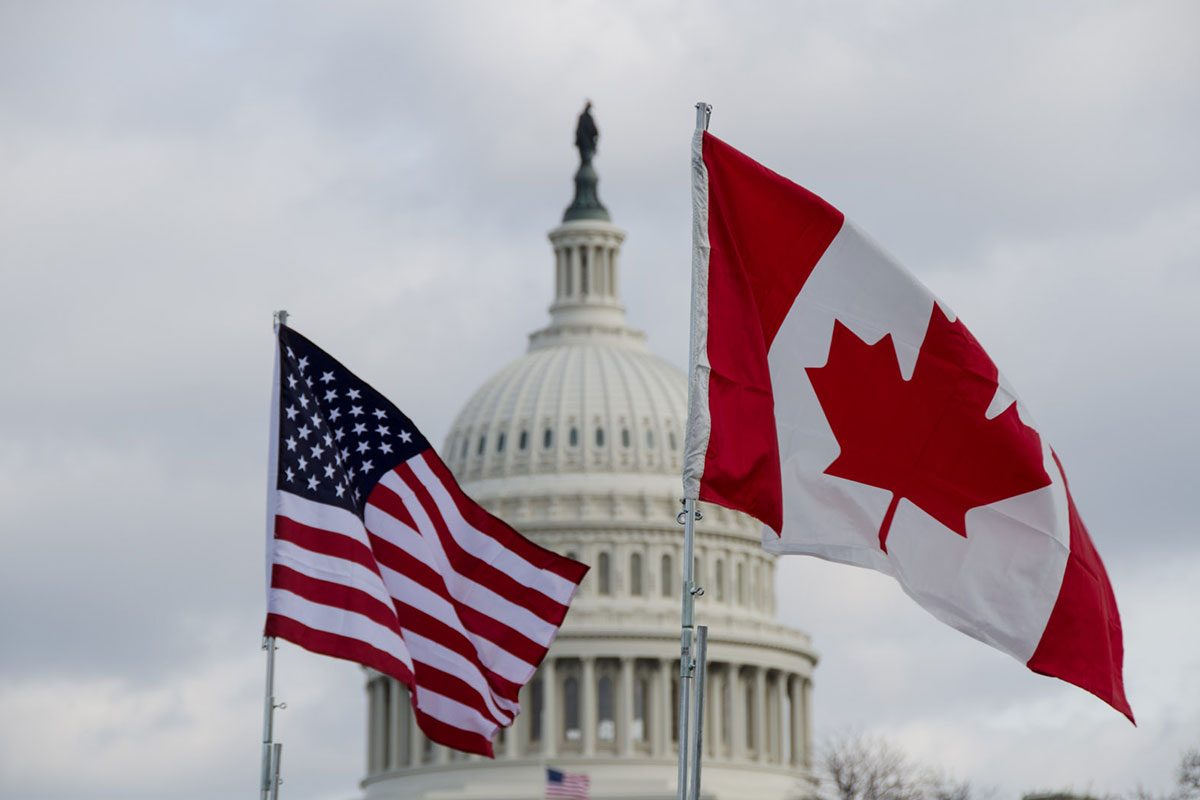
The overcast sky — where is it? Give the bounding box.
[1,2,1198,799]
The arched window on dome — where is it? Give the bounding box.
[477,435,486,456]
[646,429,655,448]
[595,427,605,447]
[569,427,579,447]
[496,432,506,453]
[715,559,725,602]
[621,428,631,448]
[630,553,643,596]
[661,554,673,598]
[737,562,747,606]
[668,430,678,451]
[564,675,580,741]
[597,552,611,595]
[543,428,553,449]
[518,430,528,451]
[460,436,468,460]
[597,675,614,742]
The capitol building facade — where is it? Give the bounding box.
[361,110,818,800]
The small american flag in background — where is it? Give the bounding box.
[264,324,587,756]
[546,768,590,800]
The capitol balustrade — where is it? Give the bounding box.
[365,656,812,777]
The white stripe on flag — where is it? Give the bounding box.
[272,538,395,610]
[414,684,500,740]
[267,588,413,672]
[409,455,579,604]
[277,489,371,545]
[402,628,516,721]
[370,474,559,645]
[275,533,520,719]
[376,562,536,684]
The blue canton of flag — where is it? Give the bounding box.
[275,326,428,513]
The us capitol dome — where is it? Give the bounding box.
[361,106,818,800]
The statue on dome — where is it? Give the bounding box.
[563,100,609,222]
[574,101,599,165]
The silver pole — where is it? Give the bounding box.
[688,626,709,800]
[261,636,278,800]
[676,497,697,800]
[263,311,286,799]
[269,742,283,800]
[677,100,712,800]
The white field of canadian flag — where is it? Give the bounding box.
[683,130,1132,721]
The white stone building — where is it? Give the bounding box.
[362,109,818,800]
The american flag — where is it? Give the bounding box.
[265,324,588,756]
[546,769,590,800]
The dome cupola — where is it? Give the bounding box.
[532,102,641,349]
[445,104,687,483]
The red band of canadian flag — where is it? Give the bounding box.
[683,131,1131,721]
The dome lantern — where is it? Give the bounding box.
[534,103,641,351]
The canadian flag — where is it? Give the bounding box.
[683,130,1132,721]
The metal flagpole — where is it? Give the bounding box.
[262,309,288,799]
[261,637,280,800]
[677,100,713,800]
[270,741,283,800]
[676,497,697,800]
[688,625,709,800]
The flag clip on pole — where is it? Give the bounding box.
[688,626,709,800]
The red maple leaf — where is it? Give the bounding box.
[807,304,1052,553]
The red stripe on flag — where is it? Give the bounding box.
[264,613,413,686]
[270,564,401,637]
[1026,452,1133,722]
[269,574,509,728]
[698,132,844,534]
[274,514,381,577]
[388,595,523,704]
[380,467,572,625]
[423,453,591,586]
[412,704,495,758]
[364,524,550,667]
[406,657,509,726]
